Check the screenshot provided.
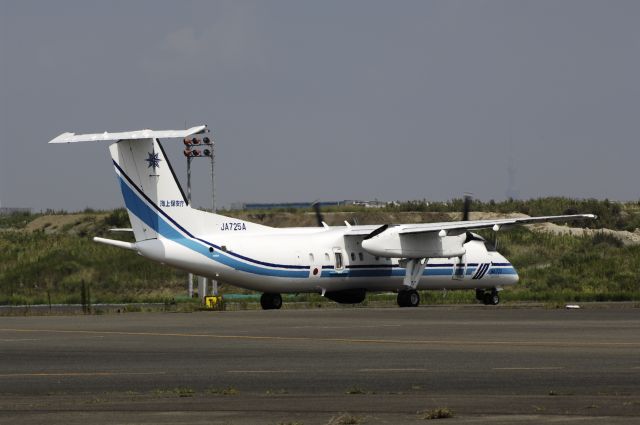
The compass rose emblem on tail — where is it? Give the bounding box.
[145,149,162,171]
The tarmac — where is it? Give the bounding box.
[0,305,639,424]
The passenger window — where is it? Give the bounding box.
[335,252,344,270]
[350,252,356,261]
[358,252,364,261]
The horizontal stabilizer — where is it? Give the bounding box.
[93,237,137,251]
[49,125,207,144]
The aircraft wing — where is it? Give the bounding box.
[344,214,596,238]
[342,225,381,236]
[359,213,597,263]
[397,213,597,235]
[49,125,207,144]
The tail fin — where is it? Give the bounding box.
[50,126,269,244]
[110,138,189,241]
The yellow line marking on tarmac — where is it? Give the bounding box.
[291,325,402,329]
[0,372,166,377]
[226,370,295,373]
[0,338,39,342]
[1,328,638,348]
[493,367,564,371]
[358,368,429,372]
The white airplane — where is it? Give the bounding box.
[50,125,596,309]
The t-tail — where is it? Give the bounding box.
[49,126,266,250]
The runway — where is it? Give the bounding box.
[1,306,639,424]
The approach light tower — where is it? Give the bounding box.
[183,132,217,299]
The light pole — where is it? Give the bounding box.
[183,133,217,299]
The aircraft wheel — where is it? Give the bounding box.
[483,291,499,306]
[408,290,420,307]
[397,291,408,307]
[475,289,485,302]
[260,293,282,310]
[397,290,419,307]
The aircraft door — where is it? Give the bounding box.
[332,248,346,273]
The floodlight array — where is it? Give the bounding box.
[183,136,214,157]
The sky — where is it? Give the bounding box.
[1,0,639,211]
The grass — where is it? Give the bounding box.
[326,414,364,425]
[1,200,639,306]
[418,407,454,420]
[265,388,289,395]
[152,387,195,397]
[206,387,239,395]
[345,386,371,395]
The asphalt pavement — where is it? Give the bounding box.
[1,305,639,424]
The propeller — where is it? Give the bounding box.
[462,194,472,221]
[312,201,325,227]
[461,193,500,250]
[462,194,479,244]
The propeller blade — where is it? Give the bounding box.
[364,224,389,240]
[462,194,472,221]
[464,231,473,244]
[464,231,486,244]
[312,202,324,227]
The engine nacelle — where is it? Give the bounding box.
[362,227,466,258]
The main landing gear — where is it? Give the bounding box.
[397,289,420,307]
[260,293,282,310]
[476,288,500,305]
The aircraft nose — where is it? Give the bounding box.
[507,264,520,285]
[512,268,520,284]
[496,253,519,286]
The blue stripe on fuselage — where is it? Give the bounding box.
[116,170,308,278]
[115,162,517,281]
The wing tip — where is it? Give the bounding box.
[48,132,75,144]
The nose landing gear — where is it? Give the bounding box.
[397,289,420,307]
[476,288,500,305]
